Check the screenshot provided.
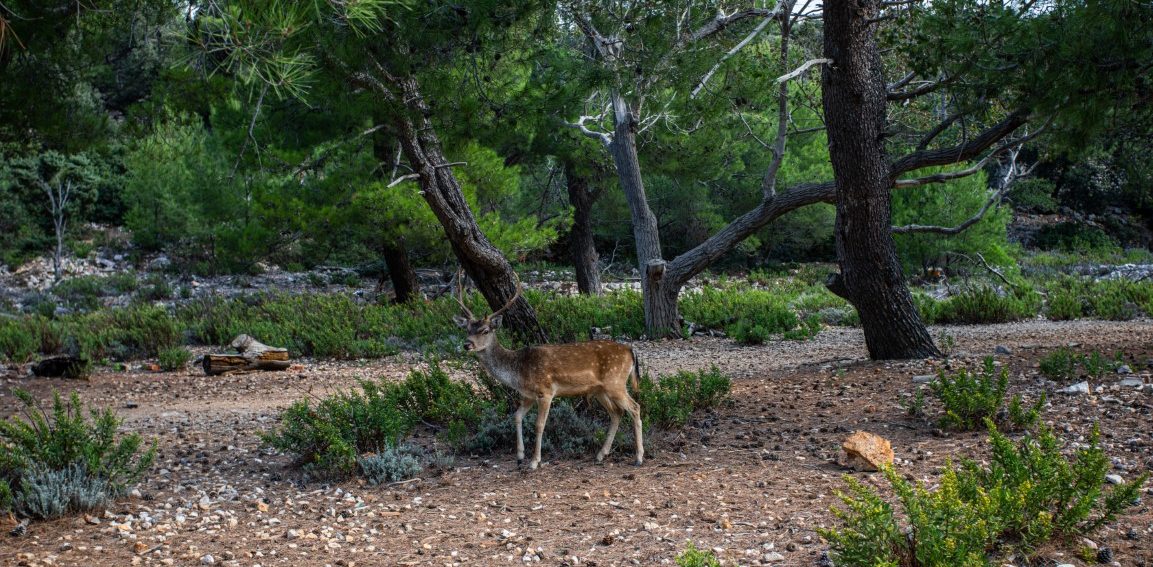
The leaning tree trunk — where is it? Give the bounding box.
[563,160,602,296]
[391,76,547,343]
[382,240,420,304]
[606,92,680,338]
[821,0,940,359]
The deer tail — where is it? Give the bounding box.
[629,347,641,392]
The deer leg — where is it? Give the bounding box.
[529,394,553,470]
[618,393,644,466]
[595,393,621,463]
[514,396,534,466]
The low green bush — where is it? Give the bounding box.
[1035,222,1118,253]
[675,542,722,567]
[461,401,604,458]
[930,357,1041,431]
[937,286,1040,324]
[683,287,801,339]
[637,366,731,429]
[357,445,424,485]
[1,390,157,519]
[158,347,192,371]
[1039,347,1080,381]
[1045,287,1084,320]
[822,423,1148,566]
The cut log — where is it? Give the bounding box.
[202,335,291,376]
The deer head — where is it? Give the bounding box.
[452,269,521,352]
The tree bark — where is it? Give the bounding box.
[382,240,420,304]
[821,0,940,359]
[390,76,547,343]
[606,92,680,337]
[563,160,602,296]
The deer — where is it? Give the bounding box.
[453,272,644,470]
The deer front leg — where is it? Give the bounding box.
[514,396,534,466]
[529,394,553,470]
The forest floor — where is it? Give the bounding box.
[2,319,1152,567]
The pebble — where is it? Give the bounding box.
[763,552,786,562]
[995,345,1012,355]
[201,554,215,565]
[912,375,936,384]
[1105,474,1124,485]
[1116,364,1132,374]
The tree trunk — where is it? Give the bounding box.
[390,76,547,343]
[821,0,940,359]
[563,160,602,296]
[382,240,420,304]
[606,92,680,338]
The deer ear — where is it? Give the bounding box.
[489,315,503,329]
[453,315,469,328]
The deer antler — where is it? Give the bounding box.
[453,268,475,320]
[490,270,522,319]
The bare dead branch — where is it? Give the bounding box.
[775,58,832,84]
[690,2,784,99]
[684,7,779,44]
[892,111,1029,174]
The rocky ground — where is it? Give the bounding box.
[2,319,1152,567]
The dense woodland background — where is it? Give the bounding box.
[1,0,1151,358]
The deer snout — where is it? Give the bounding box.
[463,340,475,351]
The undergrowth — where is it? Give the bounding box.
[822,422,1148,566]
[0,389,157,519]
[930,357,1042,431]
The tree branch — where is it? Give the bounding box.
[684,7,778,44]
[690,2,784,99]
[887,75,951,101]
[892,111,1029,174]
[774,58,832,84]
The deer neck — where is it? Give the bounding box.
[475,342,526,392]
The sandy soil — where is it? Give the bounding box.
[2,319,1152,567]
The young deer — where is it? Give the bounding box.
[453,274,644,470]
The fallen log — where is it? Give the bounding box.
[202,334,291,376]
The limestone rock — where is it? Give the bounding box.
[841,431,893,472]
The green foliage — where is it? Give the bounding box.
[1008,178,1059,213]
[930,357,1040,431]
[822,424,1148,566]
[1035,222,1118,253]
[682,287,801,340]
[930,357,1006,431]
[261,378,415,477]
[1039,347,1080,381]
[675,542,722,567]
[636,367,731,429]
[892,169,1013,273]
[936,286,1041,324]
[1039,348,1123,382]
[0,389,156,519]
[357,445,424,485]
[461,402,604,459]
[530,289,646,342]
[1045,287,1083,320]
[158,347,192,371]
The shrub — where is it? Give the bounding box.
[822,423,1148,566]
[637,366,731,429]
[937,286,1040,324]
[1045,287,1083,320]
[930,357,1041,431]
[52,277,105,311]
[1035,222,1117,252]
[1039,347,1080,381]
[0,389,157,519]
[261,379,415,477]
[389,361,494,438]
[357,445,423,485]
[461,401,604,458]
[676,542,722,567]
[0,319,40,363]
[682,287,800,339]
[158,347,192,371]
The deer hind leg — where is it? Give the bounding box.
[595,393,623,463]
[614,391,644,466]
[529,394,553,470]
[514,396,534,466]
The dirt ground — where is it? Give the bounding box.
[2,319,1152,567]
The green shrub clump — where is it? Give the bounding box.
[0,389,157,519]
[675,542,722,567]
[637,366,731,429]
[936,286,1040,324]
[930,357,1042,431]
[158,347,192,371]
[822,423,1148,566]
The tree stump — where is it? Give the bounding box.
[202,335,291,376]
